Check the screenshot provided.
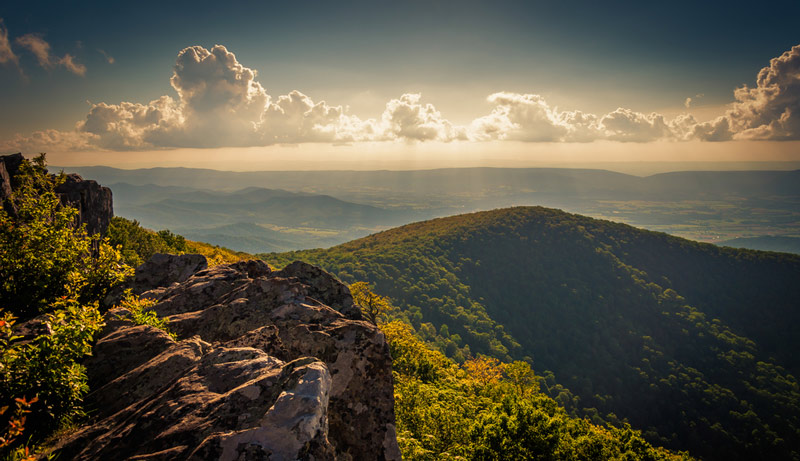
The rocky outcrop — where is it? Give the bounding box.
[54,173,114,235]
[0,153,23,216]
[132,253,209,295]
[0,153,113,235]
[57,255,400,460]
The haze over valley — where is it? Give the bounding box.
[59,164,800,254]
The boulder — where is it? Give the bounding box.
[57,260,400,460]
[0,153,113,235]
[55,173,114,235]
[132,253,210,295]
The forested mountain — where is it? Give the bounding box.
[266,207,800,461]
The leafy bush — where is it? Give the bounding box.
[0,300,103,440]
[107,216,251,267]
[350,281,392,325]
[0,154,131,319]
[106,217,189,267]
[116,290,175,340]
[0,154,130,456]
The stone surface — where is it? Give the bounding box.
[57,258,400,460]
[54,173,114,235]
[0,153,23,215]
[0,153,113,235]
[132,253,210,295]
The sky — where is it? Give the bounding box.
[0,0,799,171]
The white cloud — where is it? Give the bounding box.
[78,96,183,150]
[262,90,382,144]
[0,128,94,153]
[470,93,569,142]
[0,19,18,68]
[16,34,51,67]
[725,44,800,140]
[15,34,86,76]
[600,109,672,142]
[5,42,800,152]
[692,116,733,142]
[75,45,382,149]
[470,93,675,142]
[380,93,465,142]
[58,54,86,76]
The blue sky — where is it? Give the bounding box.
[0,0,799,168]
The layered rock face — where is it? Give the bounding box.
[54,173,114,235]
[0,153,113,234]
[57,255,401,460]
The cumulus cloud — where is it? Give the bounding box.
[724,44,800,140]
[5,42,800,152]
[471,93,677,143]
[0,19,18,68]
[600,109,672,142]
[470,93,570,142]
[0,128,94,153]
[15,34,86,75]
[380,94,465,142]
[70,45,383,149]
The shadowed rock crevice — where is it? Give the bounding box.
[57,254,400,460]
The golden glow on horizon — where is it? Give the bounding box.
[44,140,800,174]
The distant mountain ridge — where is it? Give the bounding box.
[54,165,800,200]
[57,165,800,253]
[266,206,800,461]
[107,182,423,253]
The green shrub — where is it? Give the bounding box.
[0,300,103,441]
[0,154,131,319]
[116,290,175,340]
[0,154,130,456]
[106,217,189,267]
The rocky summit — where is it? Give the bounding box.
[56,254,401,460]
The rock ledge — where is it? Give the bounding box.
[57,255,400,460]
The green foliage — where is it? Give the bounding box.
[0,154,132,319]
[0,154,127,456]
[349,281,393,325]
[185,239,252,266]
[107,216,252,268]
[0,300,104,444]
[385,319,690,460]
[502,360,539,397]
[267,206,800,460]
[463,355,503,387]
[106,217,189,267]
[116,290,175,340]
[0,395,36,451]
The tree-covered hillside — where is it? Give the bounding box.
[266,206,800,461]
